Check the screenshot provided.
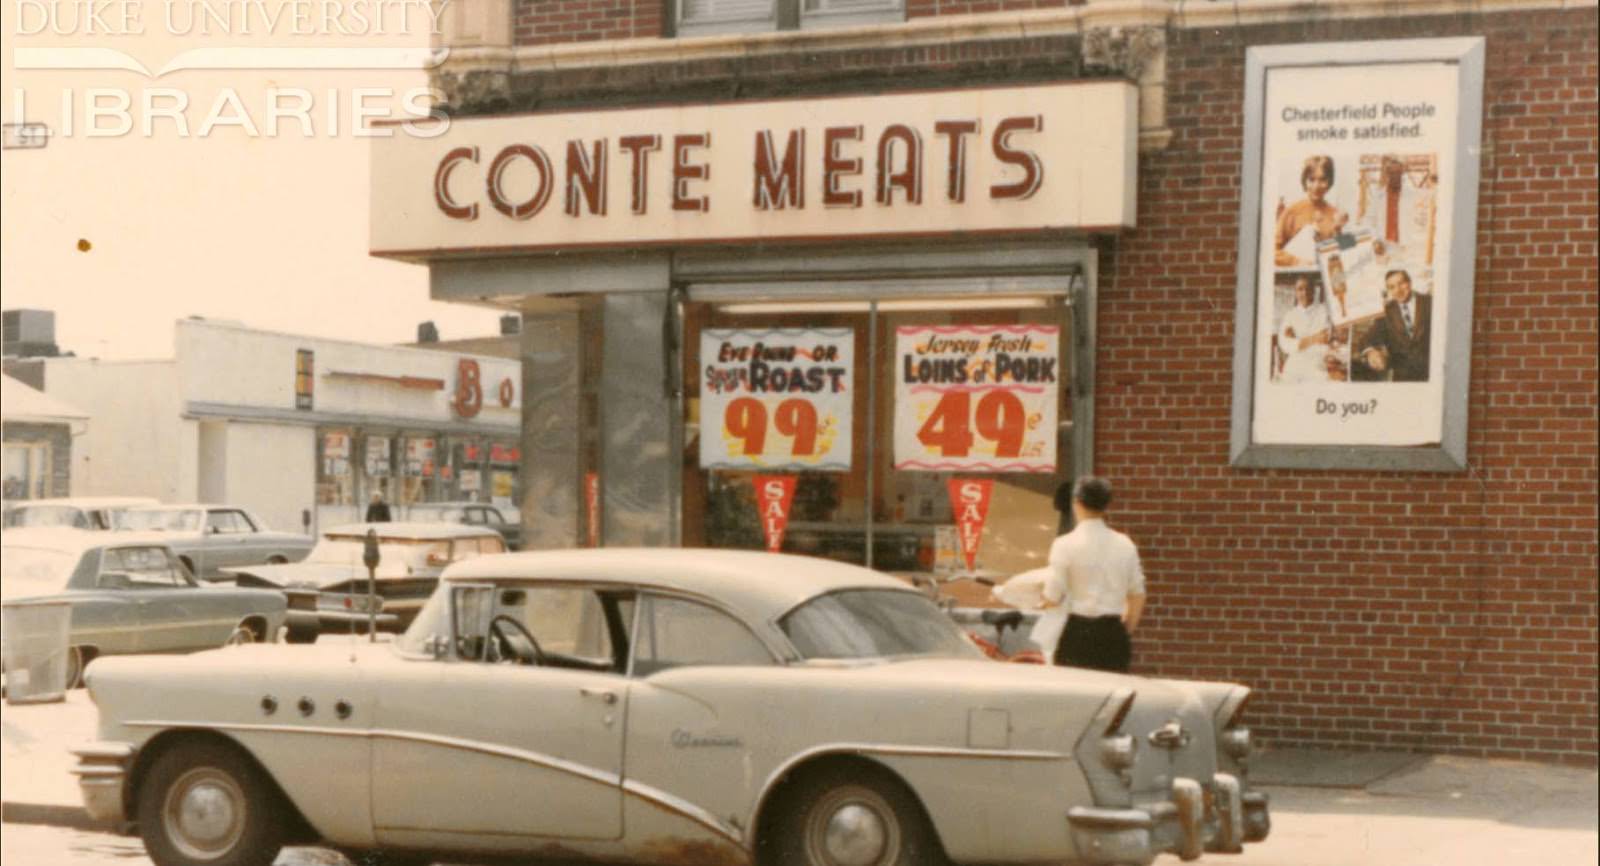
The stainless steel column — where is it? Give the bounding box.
[599,291,675,547]
[520,308,582,549]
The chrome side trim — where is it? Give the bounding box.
[368,728,621,789]
[621,778,743,845]
[122,720,740,844]
[70,743,135,761]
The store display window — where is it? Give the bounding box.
[682,295,1074,590]
[2,441,51,501]
[316,428,355,506]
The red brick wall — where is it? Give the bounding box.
[1104,10,1598,765]
[513,0,663,46]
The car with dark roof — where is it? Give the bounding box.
[1,528,285,687]
[404,501,523,550]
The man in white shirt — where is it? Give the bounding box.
[1040,477,1147,672]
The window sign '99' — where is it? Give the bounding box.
[700,328,854,471]
[894,325,1059,473]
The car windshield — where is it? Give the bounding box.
[118,509,202,532]
[9,506,92,529]
[396,586,451,655]
[0,545,79,601]
[779,590,986,661]
[306,538,446,572]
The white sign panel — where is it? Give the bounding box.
[699,328,854,472]
[1250,61,1460,448]
[371,82,1136,256]
[893,324,1059,473]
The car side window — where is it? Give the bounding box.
[631,595,774,676]
[207,510,247,534]
[490,586,617,669]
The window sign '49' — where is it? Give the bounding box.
[700,328,854,471]
[894,324,1059,473]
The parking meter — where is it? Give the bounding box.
[363,529,380,642]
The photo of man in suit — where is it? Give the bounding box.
[1357,269,1432,382]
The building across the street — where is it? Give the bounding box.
[1,374,89,501]
[366,0,1598,763]
[15,318,522,536]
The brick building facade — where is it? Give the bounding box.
[384,0,1598,763]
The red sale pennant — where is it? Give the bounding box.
[947,478,995,571]
[753,475,798,553]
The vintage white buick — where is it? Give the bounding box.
[74,549,1269,866]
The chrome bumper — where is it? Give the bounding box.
[69,742,134,824]
[1067,773,1270,864]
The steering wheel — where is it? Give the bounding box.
[487,614,545,666]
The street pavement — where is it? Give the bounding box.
[3,689,1596,865]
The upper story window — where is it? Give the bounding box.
[678,0,903,38]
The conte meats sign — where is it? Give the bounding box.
[370,82,1136,256]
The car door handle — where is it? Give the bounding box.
[579,687,618,705]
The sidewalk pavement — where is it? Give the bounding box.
[3,689,1597,834]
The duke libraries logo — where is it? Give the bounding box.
[8,0,456,141]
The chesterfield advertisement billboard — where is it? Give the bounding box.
[369,81,1136,257]
[1230,38,1485,472]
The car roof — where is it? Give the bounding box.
[1,526,182,553]
[11,497,160,510]
[324,522,501,540]
[123,504,232,512]
[442,548,916,622]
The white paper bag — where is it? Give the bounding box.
[991,567,1051,609]
[992,567,1065,653]
[1029,607,1067,654]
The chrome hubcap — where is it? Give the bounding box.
[164,769,245,859]
[225,628,254,646]
[823,803,888,866]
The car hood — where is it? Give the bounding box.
[218,562,405,589]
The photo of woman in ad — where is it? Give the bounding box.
[1274,155,1349,268]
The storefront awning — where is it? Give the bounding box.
[183,401,518,437]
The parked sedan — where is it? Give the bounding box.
[404,501,523,550]
[115,505,314,579]
[2,497,159,531]
[75,549,1269,866]
[219,522,506,641]
[1,528,286,688]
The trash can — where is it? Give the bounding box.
[1,600,73,704]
